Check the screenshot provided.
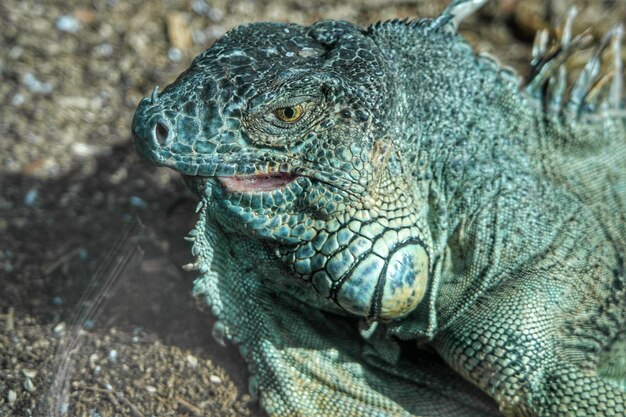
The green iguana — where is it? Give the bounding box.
[132,0,626,415]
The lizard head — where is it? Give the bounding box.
[133,20,432,321]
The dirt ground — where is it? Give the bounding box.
[1,1,625,416]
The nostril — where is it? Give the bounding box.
[154,120,170,146]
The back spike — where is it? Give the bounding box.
[526,28,592,106]
[521,8,626,119]
[562,7,577,45]
[150,85,159,104]
[567,29,614,116]
[548,7,578,113]
[531,29,550,65]
[609,24,624,109]
[432,0,490,32]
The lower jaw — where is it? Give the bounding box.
[217,173,298,193]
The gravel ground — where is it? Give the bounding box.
[1,1,625,416]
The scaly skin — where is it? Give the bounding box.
[132,1,626,415]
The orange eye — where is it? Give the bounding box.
[274,104,304,123]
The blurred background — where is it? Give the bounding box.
[1,0,625,416]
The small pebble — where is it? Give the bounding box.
[23,73,53,94]
[209,374,222,384]
[191,0,209,15]
[7,389,16,405]
[109,167,128,185]
[88,353,98,369]
[53,322,66,336]
[186,354,198,369]
[168,47,183,62]
[145,385,157,393]
[108,349,118,363]
[131,327,144,343]
[52,296,63,306]
[11,93,24,106]
[24,189,38,206]
[72,142,98,157]
[191,0,223,21]
[94,43,113,57]
[22,369,37,379]
[129,196,147,208]
[8,46,23,59]
[208,7,224,22]
[192,29,208,45]
[56,15,80,33]
[23,377,35,393]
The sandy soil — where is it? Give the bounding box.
[1,0,625,416]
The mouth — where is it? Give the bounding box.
[217,173,298,193]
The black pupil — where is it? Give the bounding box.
[283,107,295,118]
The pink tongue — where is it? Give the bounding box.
[218,173,297,192]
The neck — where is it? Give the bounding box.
[376,21,545,234]
[372,21,543,335]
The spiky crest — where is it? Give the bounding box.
[526,8,625,119]
[433,0,490,32]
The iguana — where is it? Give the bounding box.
[132,0,626,415]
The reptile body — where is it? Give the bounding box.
[132,1,626,415]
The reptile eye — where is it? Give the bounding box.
[274,104,304,123]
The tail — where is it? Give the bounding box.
[525,8,625,120]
